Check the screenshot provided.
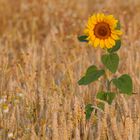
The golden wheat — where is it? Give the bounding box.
[0,0,140,140]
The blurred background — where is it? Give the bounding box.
[0,0,140,139]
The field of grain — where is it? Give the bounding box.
[0,0,140,140]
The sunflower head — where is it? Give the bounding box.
[84,13,122,49]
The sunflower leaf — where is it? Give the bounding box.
[96,91,107,101]
[85,104,94,120]
[116,21,121,30]
[78,35,88,42]
[101,53,119,73]
[108,40,121,53]
[78,65,105,85]
[112,74,133,95]
[86,65,97,75]
[96,91,116,105]
[106,92,116,104]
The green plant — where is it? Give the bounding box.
[78,13,133,120]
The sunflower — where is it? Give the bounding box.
[84,13,122,49]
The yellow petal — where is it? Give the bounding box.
[104,15,112,22]
[91,35,95,41]
[84,29,89,34]
[100,39,105,48]
[88,17,97,27]
[87,36,90,40]
[104,15,118,28]
[94,38,100,47]
[87,23,94,29]
[91,15,98,24]
[105,39,112,48]
[88,41,93,46]
[97,13,104,22]
[96,13,100,22]
[111,30,122,35]
[111,34,119,40]
[109,20,118,28]
[106,15,114,20]
[115,30,123,35]
[108,38,115,46]
[89,30,93,35]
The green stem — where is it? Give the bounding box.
[107,79,114,91]
[107,79,110,91]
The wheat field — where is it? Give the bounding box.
[0,0,140,140]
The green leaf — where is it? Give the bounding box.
[85,104,94,120]
[96,91,107,101]
[78,67,105,85]
[78,35,88,42]
[108,40,121,53]
[86,65,97,75]
[112,74,133,95]
[107,92,116,105]
[116,21,121,30]
[101,53,119,73]
[96,91,116,105]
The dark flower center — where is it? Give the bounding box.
[94,22,111,39]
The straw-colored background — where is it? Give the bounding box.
[0,0,140,139]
